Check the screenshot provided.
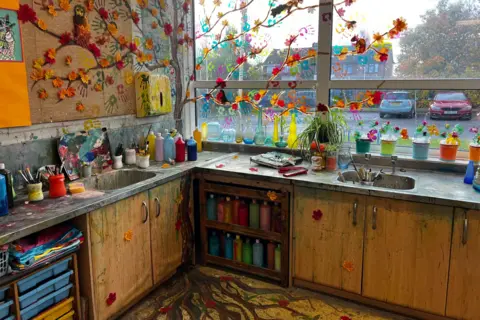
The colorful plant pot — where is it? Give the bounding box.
[355,139,371,154]
[439,143,459,162]
[325,152,337,171]
[469,144,480,164]
[380,139,397,157]
[412,142,430,160]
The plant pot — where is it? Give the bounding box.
[355,139,371,154]
[469,144,480,164]
[380,139,397,156]
[412,142,430,160]
[439,143,459,162]
[325,151,337,171]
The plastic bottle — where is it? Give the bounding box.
[260,201,271,231]
[201,122,208,141]
[267,242,276,270]
[217,198,225,222]
[208,231,220,256]
[464,160,475,184]
[0,164,14,208]
[287,113,298,149]
[253,239,264,267]
[234,235,243,262]
[272,203,282,233]
[187,138,198,161]
[175,138,186,163]
[224,233,233,260]
[274,244,281,271]
[242,239,253,265]
[249,199,260,229]
[193,127,202,152]
[224,197,232,223]
[0,175,8,216]
[273,116,279,144]
[155,133,164,162]
[207,194,217,220]
[163,130,175,162]
[238,202,249,226]
[147,130,156,160]
[232,196,241,224]
[171,129,183,143]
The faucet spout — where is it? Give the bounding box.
[391,156,398,175]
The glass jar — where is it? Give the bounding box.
[207,122,222,141]
[243,123,255,144]
[337,146,351,169]
[221,128,236,143]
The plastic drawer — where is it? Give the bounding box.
[20,284,72,320]
[32,297,73,320]
[0,286,9,302]
[17,258,71,294]
[19,271,73,309]
[0,300,13,319]
[57,310,74,320]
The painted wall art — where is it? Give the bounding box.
[135,72,172,117]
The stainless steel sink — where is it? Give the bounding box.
[83,170,157,191]
[338,171,416,190]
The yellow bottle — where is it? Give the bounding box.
[193,127,202,152]
[273,116,279,143]
[287,113,298,149]
[147,130,156,160]
[201,122,208,141]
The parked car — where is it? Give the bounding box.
[429,92,472,120]
[379,92,415,118]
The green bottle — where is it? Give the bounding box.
[249,199,260,229]
[242,238,253,265]
[275,244,281,272]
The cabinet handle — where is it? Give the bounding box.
[142,201,149,224]
[372,206,377,230]
[154,197,160,218]
[352,201,358,226]
[462,211,468,245]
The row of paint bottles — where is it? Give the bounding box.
[250,200,272,231]
[267,242,282,271]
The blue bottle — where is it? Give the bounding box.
[224,233,234,260]
[163,130,175,162]
[207,194,217,220]
[187,137,197,161]
[253,239,264,267]
[464,160,475,184]
[209,231,220,256]
[0,175,8,216]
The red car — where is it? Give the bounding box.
[429,92,472,120]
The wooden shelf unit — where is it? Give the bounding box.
[199,174,291,287]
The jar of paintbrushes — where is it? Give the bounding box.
[18,168,44,202]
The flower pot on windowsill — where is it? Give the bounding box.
[355,139,371,154]
[412,141,430,160]
[380,139,397,156]
[439,142,459,162]
[469,144,480,164]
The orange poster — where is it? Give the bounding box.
[0,0,31,128]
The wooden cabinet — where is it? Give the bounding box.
[362,197,453,315]
[446,208,480,319]
[149,179,183,285]
[293,187,365,294]
[88,191,153,320]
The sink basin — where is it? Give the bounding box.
[338,171,416,190]
[83,170,157,191]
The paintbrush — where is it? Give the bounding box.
[26,167,35,183]
[18,170,30,184]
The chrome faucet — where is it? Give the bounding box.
[391,156,398,175]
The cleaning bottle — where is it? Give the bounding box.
[147,130,156,160]
[238,202,249,226]
[0,175,8,216]
[175,138,186,163]
[260,201,271,231]
[207,194,217,220]
[275,244,281,271]
[217,198,225,222]
[243,239,253,265]
[209,231,220,256]
[464,160,475,184]
[232,196,241,224]
[224,233,233,260]
[253,239,264,267]
[0,164,14,208]
[193,127,202,152]
[155,133,164,162]
[249,199,260,229]
[163,130,175,162]
[267,242,275,270]
[234,235,243,262]
[224,197,232,223]
[287,112,298,149]
[187,138,197,161]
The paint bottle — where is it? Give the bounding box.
[193,127,202,152]
[238,202,249,226]
[217,198,225,222]
[147,130,156,160]
[171,129,183,143]
[464,160,475,184]
[206,194,217,220]
[232,196,241,224]
[275,244,281,271]
[187,137,197,161]
[267,242,276,270]
[260,201,271,232]
[272,202,282,233]
[224,233,234,260]
[249,199,260,229]
[287,113,298,149]
[0,175,9,216]
[163,130,175,162]
[223,197,232,224]
[0,164,14,208]
[242,239,253,265]
[155,133,164,162]
[234,235,243,262]
[253,239,264,267]
[208,231,220,256]
[175,138,186,163]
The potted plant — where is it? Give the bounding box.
[353,120,379,154]
[379,121,408,156]
[469,127,480,164]
[439,124,463,162]
[412,121,439,160]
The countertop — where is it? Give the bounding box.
[0,151,478,245]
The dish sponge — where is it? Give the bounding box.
[69,182,85,194]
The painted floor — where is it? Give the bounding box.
[121,266,412,320]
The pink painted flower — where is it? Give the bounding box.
[106,292,116,306]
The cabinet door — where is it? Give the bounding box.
[293,187,365,294]
[363,197,452,315]
[446,209,480,319]
[89,191,152,320]
[149,179,183,285]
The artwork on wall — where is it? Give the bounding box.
[135,72,172,117]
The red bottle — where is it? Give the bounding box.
[232,196,241,224]
[175,138,186,163]
[238,202,249,226]
[267,242,276,270]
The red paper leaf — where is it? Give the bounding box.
[215,164,225,168]
[159,306,173,314]
[205,300,216,308]
[249,167,258,172]
[106,292,116,306]
[278,300,289,307]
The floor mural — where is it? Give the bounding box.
[120,267,411,320]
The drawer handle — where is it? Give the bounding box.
[372,206,377,230]
[352,201,358,226]
[142,201,149,224]
[154,197,161,218]
[462,211,468,245]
